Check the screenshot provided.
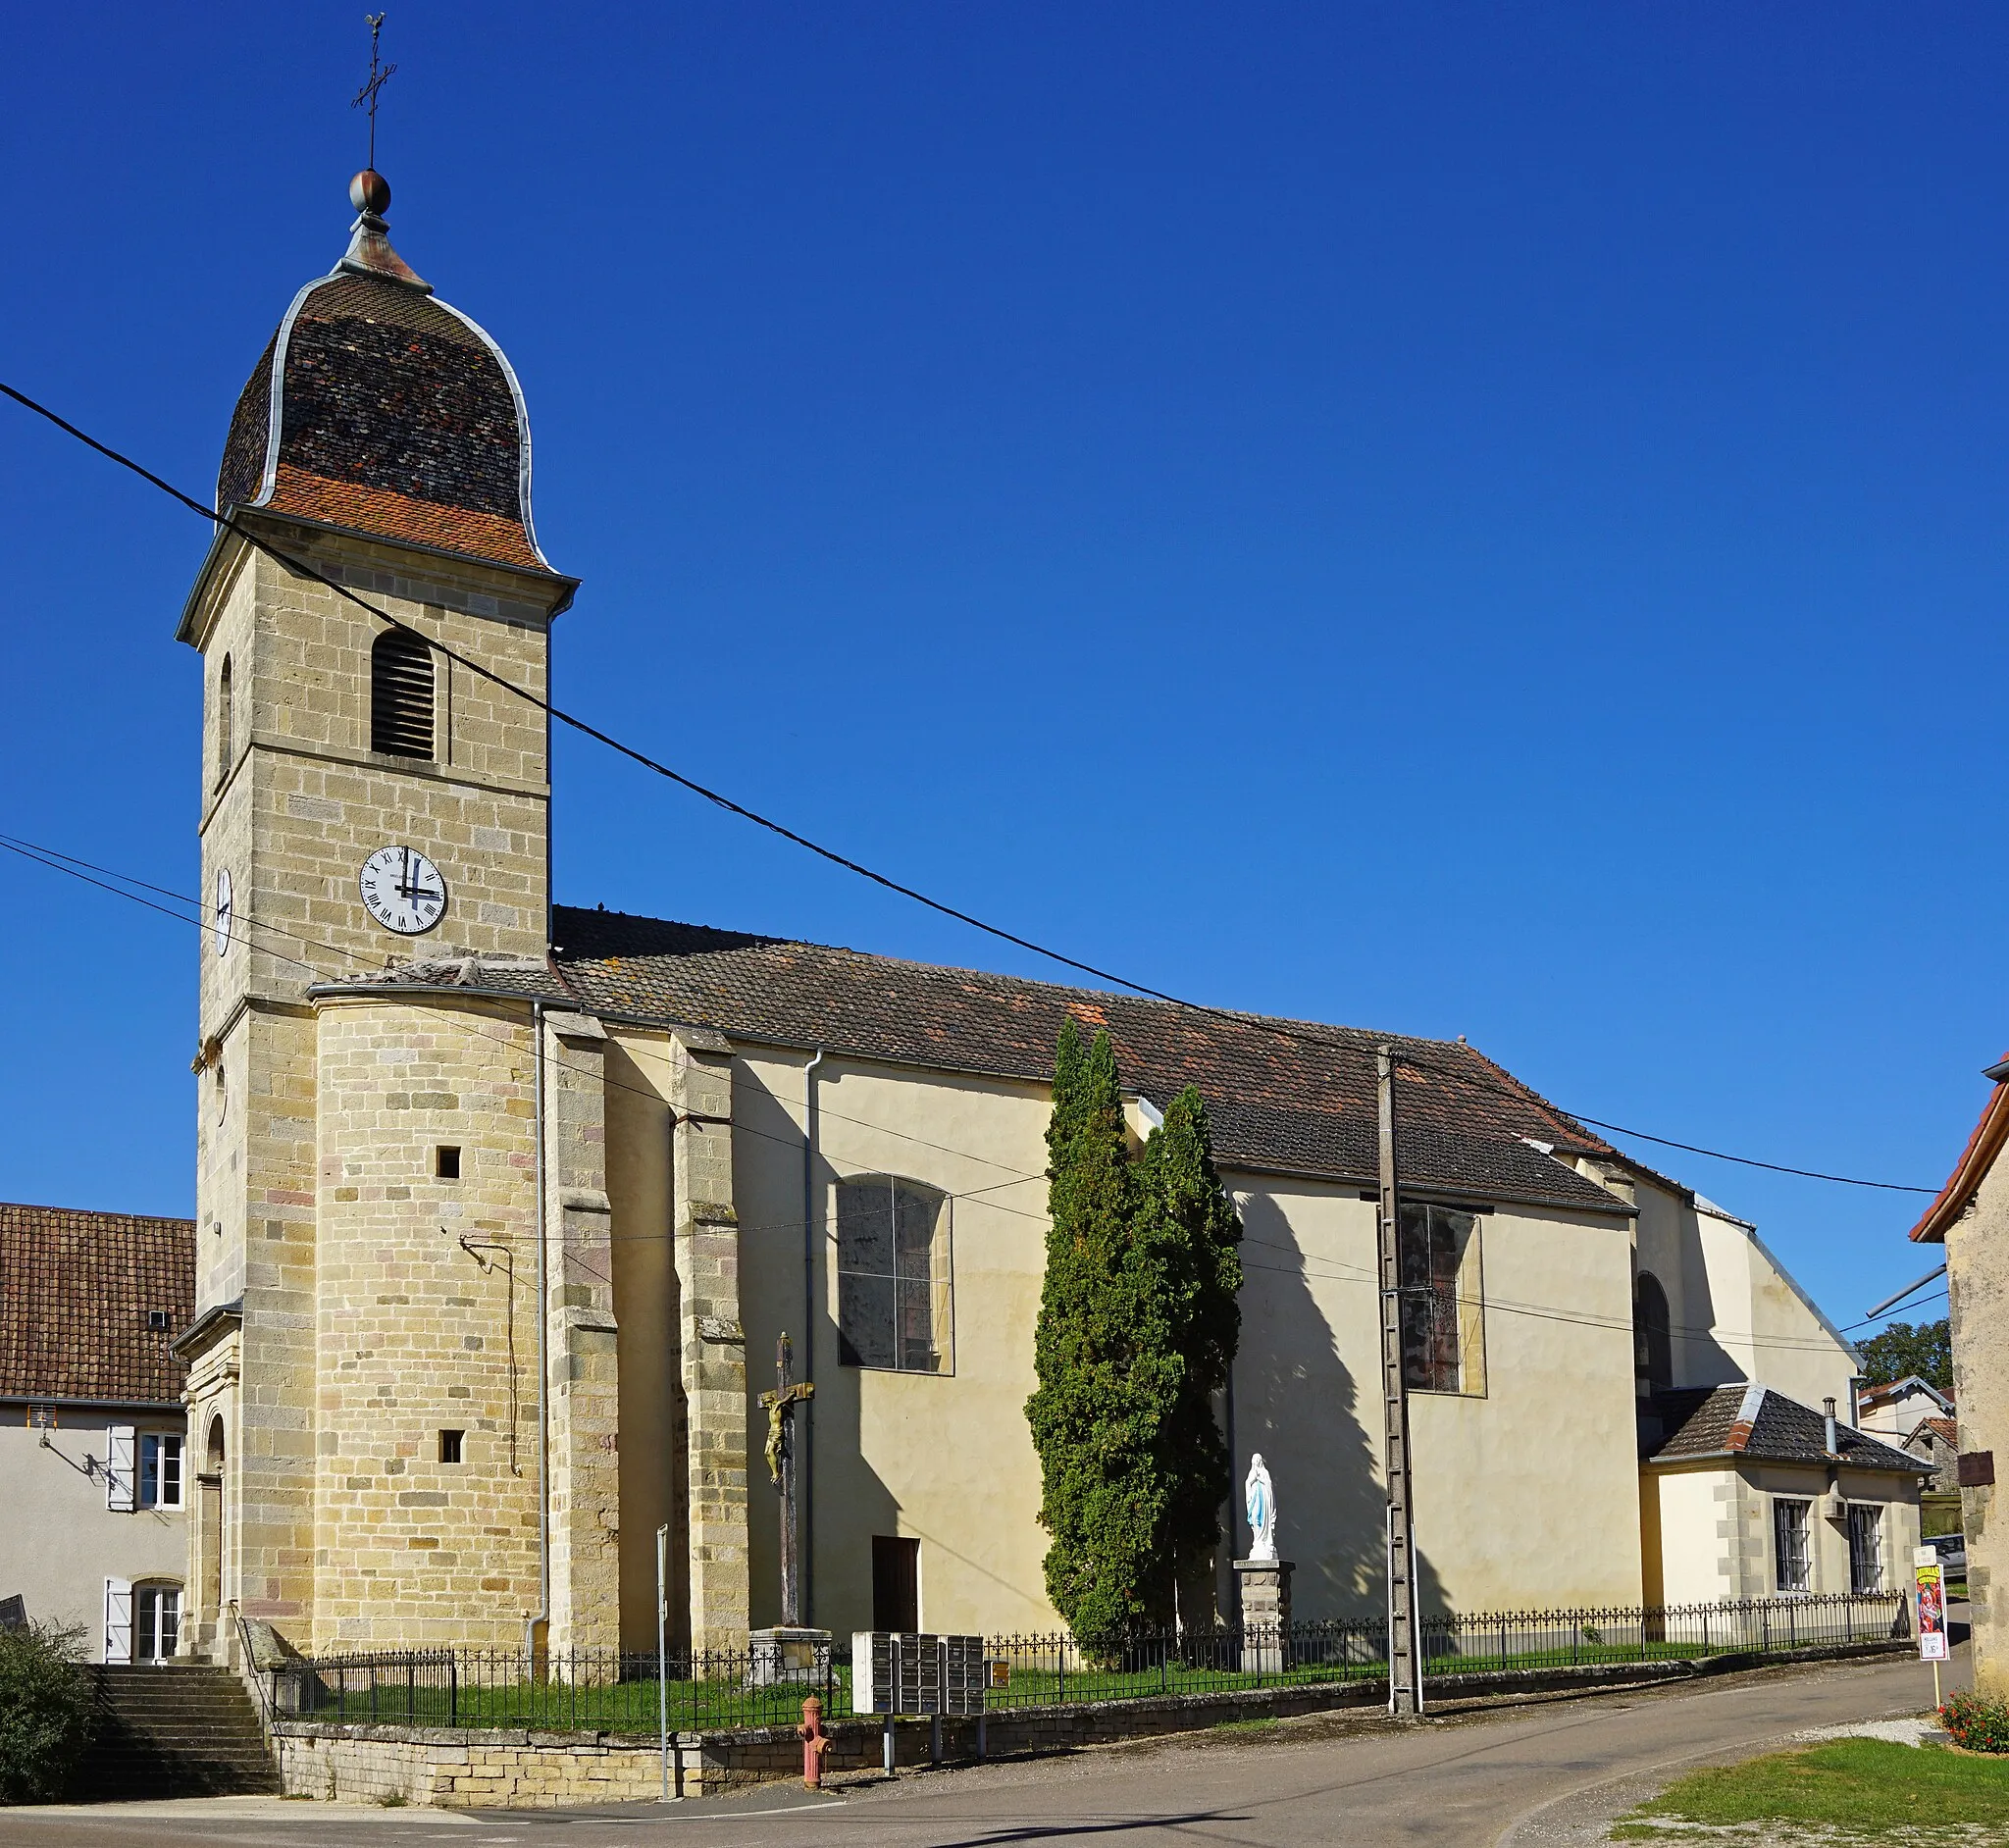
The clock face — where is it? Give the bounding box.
[359,846,448,936]
[214,867,233,957]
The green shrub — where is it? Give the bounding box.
[1940,1690,2009,1754]
[0,1623,94,1804]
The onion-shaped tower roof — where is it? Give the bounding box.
[216,171,551,574]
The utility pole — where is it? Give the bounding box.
[1376,1046,1422,1716]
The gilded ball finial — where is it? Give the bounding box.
[350,169,391,217]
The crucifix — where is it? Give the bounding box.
[759,1333,815,1627]
[351,13,397,172]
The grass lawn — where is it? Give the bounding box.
[1612,1738,2009,1841]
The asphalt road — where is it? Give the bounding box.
[1,1645,1969,1848]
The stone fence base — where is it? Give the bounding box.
[271,1636,1911,1809]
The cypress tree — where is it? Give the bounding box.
[1026,1022,1183,1639]
[1135,1088,1244,1623]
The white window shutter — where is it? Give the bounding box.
[103,1579,132,1665]
[106,1426,136,1513]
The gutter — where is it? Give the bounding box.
[800,1047,824,1625]
[527,1001,551,1661]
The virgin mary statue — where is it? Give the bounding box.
[1244,1454,1277,1563]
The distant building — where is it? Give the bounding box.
[0,1204,194,1661]
[1856,1375,1959,1495]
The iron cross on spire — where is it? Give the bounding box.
[351,13,397,172]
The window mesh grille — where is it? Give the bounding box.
[371,630,436,759]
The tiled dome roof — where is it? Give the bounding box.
[216,174,550,574]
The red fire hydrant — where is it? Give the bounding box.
[798,1696,831,1789]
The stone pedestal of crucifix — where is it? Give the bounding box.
[749,1333,832,1686]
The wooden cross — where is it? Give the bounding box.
[759,1334,814,1627]
[351,14,397,172]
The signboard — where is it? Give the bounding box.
[1913,1546,1949,1663]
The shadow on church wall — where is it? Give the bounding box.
[1231,1191,1446,1621]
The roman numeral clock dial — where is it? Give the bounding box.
[358,846,448,936]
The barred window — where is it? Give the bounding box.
[836,1176,952,1373]
[371,629,436,759]
[1847,1504,1884,1593]
[1774,1498,1811,1593]
[1634,1271,1673,1397]
[1398,1203,1481,1394]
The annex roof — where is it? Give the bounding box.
[315,906,1638,1217]
[0,1203,195,1407]
[1640,1383,1929,1475]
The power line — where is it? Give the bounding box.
[0,381,1937,1196]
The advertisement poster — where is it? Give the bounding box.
[1915,1549,1949,1663]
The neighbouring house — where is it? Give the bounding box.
[0,1203,194,1662]
[1639,1382,1928,1606]
[1907,1056,2009,1699]
[1856,1376,1960,1494]
[175,164,1870,1667]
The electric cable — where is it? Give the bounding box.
[0,382,1938,1199]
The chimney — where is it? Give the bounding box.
[1824,1397,1838,1456]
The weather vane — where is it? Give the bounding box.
[351,13,396,172]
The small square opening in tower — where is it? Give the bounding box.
[436,1146,461,1180]
[438,1429,464,1465]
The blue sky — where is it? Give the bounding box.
[2,3,2002,1334]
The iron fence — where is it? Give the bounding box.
[271,1590,1906,1733]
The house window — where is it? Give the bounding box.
[836,1176,952,1373]
[1774,1498,1812,1593]
[1634,1271,1673,1397]
[438,1429,464,1464]
[1398,1203,1482,1394]
[371,628,436,759]
[133,1584,180,1662]
[139,1433,183,1510]
[1847,1504,1884,1593]
[436,1145,462,1180]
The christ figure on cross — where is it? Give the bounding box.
[759,1333,815,1627]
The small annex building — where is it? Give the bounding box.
[1857,1375,1959,1494]
[0,1203,196,1661]
[174,170,1869,1668]
[1639,1382,1927,1607]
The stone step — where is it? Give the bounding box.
[76,1665,280,1802]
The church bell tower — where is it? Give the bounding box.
[176,165,586,1657]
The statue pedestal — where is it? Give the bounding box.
[748,1625,832,1687]
[1233,1560,1293,1673]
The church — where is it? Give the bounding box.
[174,167,1883,1668]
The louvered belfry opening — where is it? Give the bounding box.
[371,628,436,759]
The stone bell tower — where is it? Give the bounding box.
[175,169,599,1658]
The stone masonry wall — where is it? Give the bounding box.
[313,997,542,1651]
[670,1030,749,1655]
[1952,1165,2009,1698]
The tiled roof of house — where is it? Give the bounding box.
[1859,1374,1954,1414]
[217,181,552,577]
[0,1204,194,1406]
[1909,1061,2009,1244]
[315,908,1637,1216]
[1641,1383,1928,1474]
[1909,1415,1959,1452]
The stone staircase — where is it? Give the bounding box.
[76,1664,281,1800]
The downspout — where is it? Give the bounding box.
[526,1000,550,1661]
[801,1046,825,1626]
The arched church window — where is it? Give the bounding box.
[1634,1270,1673,1397]
[371,628,436,759]
[215,655,232,788]
[835,1175,953,1373]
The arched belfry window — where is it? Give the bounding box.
[1634,1270,1673,1397]
[371,628,436,760]
[215,655,232,788]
